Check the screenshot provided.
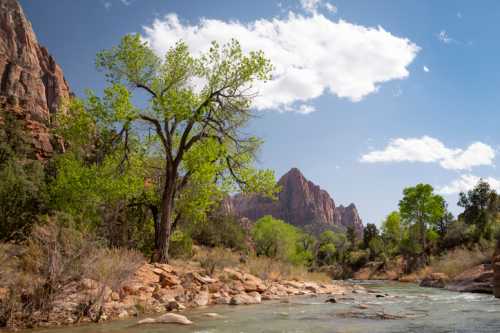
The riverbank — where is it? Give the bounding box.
[0,249,360,331]
[12,281,500,333]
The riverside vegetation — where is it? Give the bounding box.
[1,30,500,333]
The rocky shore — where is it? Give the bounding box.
[4,262,358,329]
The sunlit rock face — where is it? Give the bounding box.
[225,168,364,237]
[0,0,71,159]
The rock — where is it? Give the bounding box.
[192,272,217,284]
[223,268,244,281]
[224,168,363,236]
[165,301,181,312]
[137,317,156,324]
[0,0,71,159]
[159,273,181,288]
[203,312,222,318]
[420,273,450,289]
[493,244,500,298]
[138,313,193,325]
[325,297,337,303]
[230,292,262,305]
[446,265,493,294]
[243,275,266,292]
[193,289,209,306]
[118,310,129,319]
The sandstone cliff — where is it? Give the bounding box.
[0,0,71,159]
[226,168,364,237]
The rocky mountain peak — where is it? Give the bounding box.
[0,0,71,159]
[227,168,364,237]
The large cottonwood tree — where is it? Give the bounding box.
[95,35,276,262]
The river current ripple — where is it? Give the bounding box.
[30,281,500,333]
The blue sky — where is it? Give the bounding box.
[20,0,500,225]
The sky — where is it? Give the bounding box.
[20,0,500,226]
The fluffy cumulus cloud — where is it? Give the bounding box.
[360,136,495,171]
[438,174,500,195]
[142,12,419,113]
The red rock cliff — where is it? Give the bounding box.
[0,0,71,158]
[226,168,364,237]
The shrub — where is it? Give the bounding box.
[80,247,143,322]
[169,230,193,259]
[195,247,240,275]
[0,160,48,241]
[347,249,370,269]
[251,215,310,265]
[187,214,247,251]
[430,247,492,278]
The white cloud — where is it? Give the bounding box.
[120,0,132,5]
[296,104,316,114]
[142,13,419,113]
[438,174,500,195]
[423,65,430,72]
[103,1,112,9]
[325,3,338,13]
[438,30,453,44]
[360,136,495,171]
[300,0,322,14]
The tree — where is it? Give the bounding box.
[381,211,401,244]
[363,223,379,249]
[94,35,276,262]
[0,108,48,240]
[316,230,349,264]
[458,179,498,239]
[346,225,357,250]
[251,216,305,264]
[399,184,445,255]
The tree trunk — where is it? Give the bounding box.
[152,177,176,263]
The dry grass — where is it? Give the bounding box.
[192,246,330,283]
[0,220,145,328]
[430,247,492,279]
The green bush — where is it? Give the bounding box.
[169,230,193,259]
[0,160,48,240]
[251,215,311,265]
[187,214,247,251]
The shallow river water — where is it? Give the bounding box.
[29,281,500,333]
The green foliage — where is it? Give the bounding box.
[458,179,499,239]
[0,109,48,240]
[382,211,401,243]
[363,223,379,249]
[399,184,445,251]
[251,216,311,265]
[0,109,35,164]
[94,34,277,261]
[347,249,370,269]
[316,230,350,265]
[168,230,193,259]
[0,160,48,240]
[186,214,247,251]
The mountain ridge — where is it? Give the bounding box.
[225,167,364,237]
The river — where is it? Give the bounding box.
[27,281,500,333]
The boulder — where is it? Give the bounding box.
[230,292,262,305]
[446,264,493,294]
[193,289,209,306]
[138,313,193,325]
[420,273,450,289]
